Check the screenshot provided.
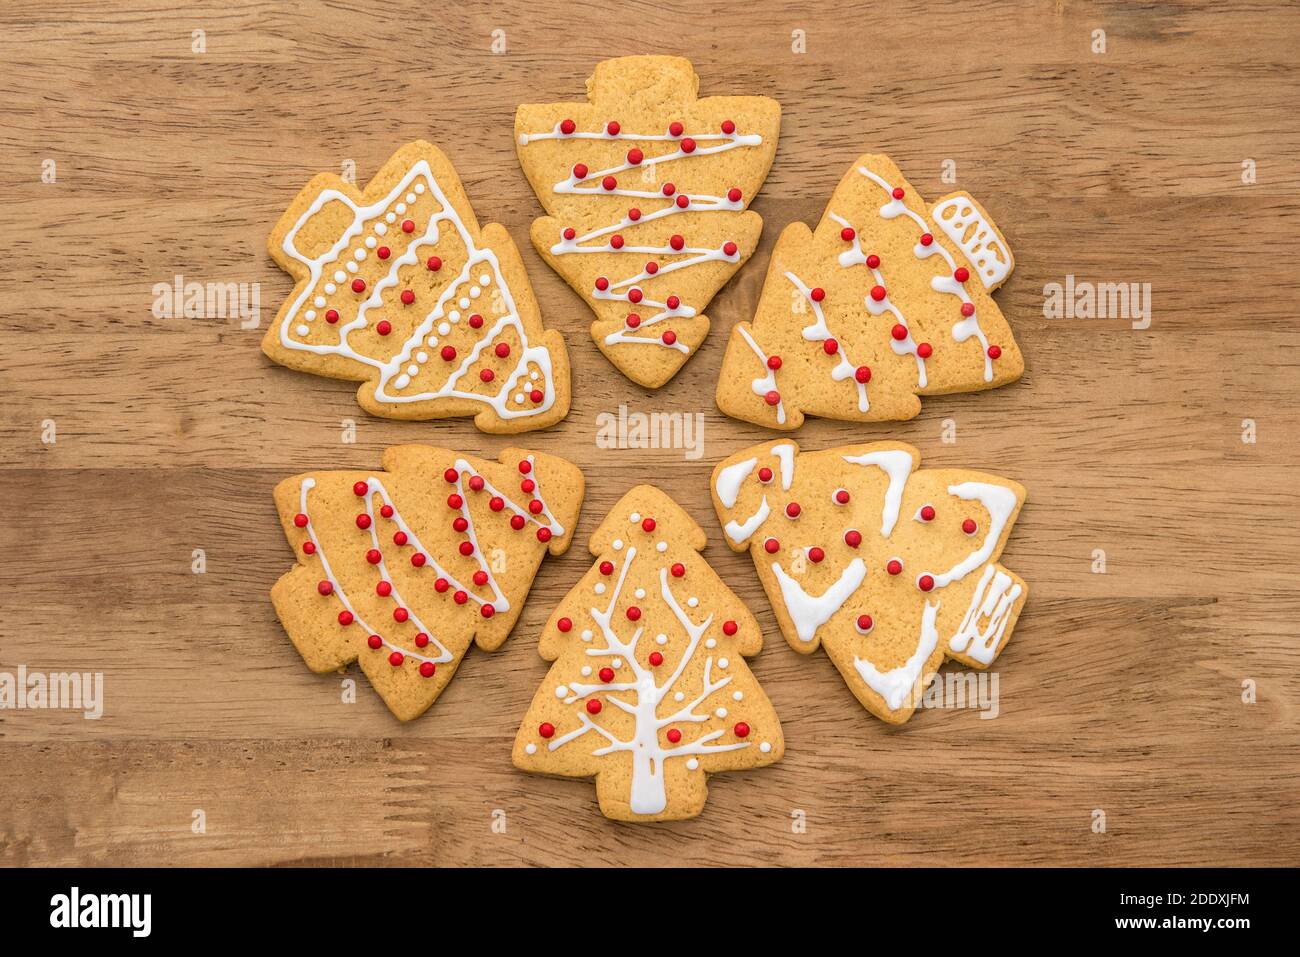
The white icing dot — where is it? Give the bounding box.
[555,685,568,699]
[630,512,641,523]
[634,587,646,599]
[313,296,326,308]
[612,658,623,668]
[395,203,407,215]
[324,283,337,294]
[346,261,359,273]
[479,273,490,286]
[354,248,366,260]
[385,212,396,223]
[394,374,410,388]
[515,393,526,404]
[365,237,377,249]
[375,223,387,235]
[305,310,316,320]
[733,691,743,701]
[705,638,717,649]
[459,297,471,309]
[581,629,593,642]
[687,596,699,608]
[656,542,668,552]
[426,336,438,347]
[295,324,310,336]
[674,691,685,701]
[655,633,668,645]
[470,286,481,298]
[405,192,416,204]
[414,182,425,194]
[612,539,624,550]
[333,270,346,283]
[525,743,537,755]
[580,666,592,677]
[407,364,419,376]
[760,742,772,753]
[416,351,428,363]
[718,657,729,669]
[594,583,607,595]
[530,370,539,380]
[687,758,699,770]
[449,310,460,322]
[438,321,451,335]
[715,707,727,718]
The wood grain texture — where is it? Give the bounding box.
[2,0,1298,866]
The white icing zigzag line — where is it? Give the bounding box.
[278,159,556,418]
[949,565,1022,664]
[923,482,1019,588]
[840,449,913,537]
[854,599,940,711]
[299,478,453,665]
[786,270,870,412]
[771,558,867,644]
[851,168,994,383]
[736,326,784,424]
[521,125,761,353]
[546,546,748,816]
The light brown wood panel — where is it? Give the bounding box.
[1,0,1297,866]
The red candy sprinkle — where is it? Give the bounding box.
[767,355,782,370]
[666,295,681,309]
[380,505,394,518]
[338,611,353,626]
[530,389,544,403]
[662,330,677,346]
[415,633,429,647]
[866,254,880,269]
[419,662,435,678]
[375,320,391,336]
[920,505,936,521]
[645,261,658,274]
[434,578,449,593]
[963,518,978,534]
[887,559,903,575]
[459,541,474,556]
[721,119,736,134]
[892,187,905,199]
[393,608,409,623]
[670,235,685,251]
[453,517,468,532]
[610,235,625,249]
[351,278,366,293]
[626,313,641,328]
[920,233,933,247]
[723,620,738,636]
[733,722,750,738]
[473,571,488,586]
[557,617,572,632]
[573,163,588,179]
[671,563,686,577]
[411,552,426,567]
[785,502,801,518]
[758,467,773,482]
[824,338,839,355]
[489,496,504,511]
[857,615,873,632]
[453,590,467,604]
[662,183,675,196]
[918,574,935,592]
[809,546,825,563]
[954,267,970,282]
[844,529,862,548]
[917,343,933,359]
[728,187,742,203]
[302,542,315,555]
[602,175,617,191]
[988,345,1002,359]
[401,219,414,234]
[628,207,641,220]
[468,476,485,492]
[667,728,682,743]
[606,120,621,136]
[764,390,781,406]
[528,499,543,515]
[480,369,494,382]
[723,241,738,256]
[325,309,339,323]
[510,515,526,530]
[600,667,615,682]
[835,489,851,504]
[587,699,602,715]
[366,548,382,565]
[668,121,684,137]
[441,345,457,361]
[563,226,576,241]
[389,651,403,667]
[871,285,888,302]
[377,247,391,260]
[427,256,442,271]
[642,517,656,532]
[841,227,856,241]
[539,722,555,738]
[377,581,392,597]
[495,342,510,358]
[368,635,382,649]
[649,651,664,666]
[675,195,689,208]
[353,481,369,496]
[626,606,641,621]
[681,137,696,153]
[560,118,576,135]
[811,287,826,302]
[855,365,872,383]
[468,313,484,328]
[400,289,415,305]
[595,276,609,291]
[764,538,780,554]
[961,302,976,317]
[481,604,495,618]
[443,467,459,483]
[356,514,372,529]
[628,148,643,165]
[537,527,553,543]
[891,324,909,341]
[628,288,643,303]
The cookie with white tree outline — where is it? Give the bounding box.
[263,140,572,432]
[513,485,783,821]
[273,445,584,720]
[516,56,780,388]
[717,154,1023,428]
[711,440,1027,725]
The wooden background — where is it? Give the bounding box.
[2,0,1298,867]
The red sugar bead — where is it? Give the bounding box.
[670,234,685,251]
[649,651,664,666]
[376,581,392,597]
[602,175,617,191]
[411,552,426,567]
[459,541,474,556]
[495,342,510,358]
[668,121,684,137]
[606,120,620,136]
[887,559,903,576]
[892,187,905,199]
[530,389,544,403]
[988,345,1002,359]
[723,241,738,256]
[727,187,742,203]
[891,324,909,341]
[662,183,675,196]
[835,489,851,504]
[468,313,484,328]
[600,560,614,576]
[841,227,856,241]
[595,276,609,291]
[468,475,485,492]
[415,633,429,648]
[539,722,555,738]
[338,611,353,626]
[401,219,414,233]
[671,563,686,578]
[764,537,780,554]
[961,302,976,317]
[537,527,553,542]
[857,615,873,632]
[489,496,505,511]
[721,119,736,134]
[443,467,459,483]
[758,467,773,482]
[610,235,625,249]
[811,287,826,302]
[723,620,738,636]
[920,505,936,521]
[325,309,339,323]
[586,699,602,715]
[920,233,933,246]
[453,517,468,532]
[559,118,576,135]
[626,313,641,328]
[479,369,494,383]
[434,578,449,593]
[866,254,880,269]
[419,661,435,678]
[733,722,750,738]
[662,330,677,346]
[628,207,641,220]
[628,288,643,303]
[667,728,682,743]
[626,606,641,621]
[510,515,526,530]
[356,514,372,529]
[563,227,576,241]
[917,343,933,359]
[809,546,825,563]
[453,590,468,604]
[351,278,366,293]
[521,478,535,493]
[823,338,838,355]
[785,502,801,518]
[380,505,394,518]
[764,390,781,406]
[473,570,488,586]
[681,137,696,153]
[963,518,978,534]
[628,147,643,165]
[389,651,404,667]
[572,163,588,179]
[375,320,391,336]
[440,345,457,362]
[427,256,442,271]
[351,482,367,498]
[599,667,615,682]
[642,517,656,532]
[557,617,573,632]
[481,604,495,618]
[400,289,415,305]
[918,574,935,592]
[367,634,382,649]
[302,542,316,555]
[844,529,862,548]
[675,195,689,209]
[366,548,382,565]
[666,295,681,309]
[393,608,409,622]
[767,355,782,370]
[954,266,970,282]
[528,499,544,515]
[871,285,888,302]
[377,247,391,261]
[855,365,872,383]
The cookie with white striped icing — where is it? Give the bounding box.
[516,56,780,388]
[711,439,1027,725]
[272,445,584,721]
[716,154,1023,428]
[263,140,572,432]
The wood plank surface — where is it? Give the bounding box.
[1,0,1298,866]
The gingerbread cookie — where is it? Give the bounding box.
[263,140,572,432]
[516,56,780,388]
[514,485,783,821]
[273,445,584,720]
[711,440,1027,725]
[717,154,1023,428]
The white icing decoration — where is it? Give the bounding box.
[724,496,770,544]
[771,558,867,643]
[715,457,757,509]
[948,565,1022,664]
[786,269,870,411]
[854,599,940,711]
[736,326,785,424]
[925,482,1018,588]
[840,449,913,537]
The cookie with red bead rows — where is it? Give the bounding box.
[515,56,780,389]
[716,154,1023,428]
[263,140,572,433]
[514,485,783,821]
[273,445,584,721]
[711,440,1027,725]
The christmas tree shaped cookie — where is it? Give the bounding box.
[273,445,584,721]
[513,486,783,821]
[263,140,572,433]
[516,56,780,388]
[716,154,1024,428]
[711,440,1027,725]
